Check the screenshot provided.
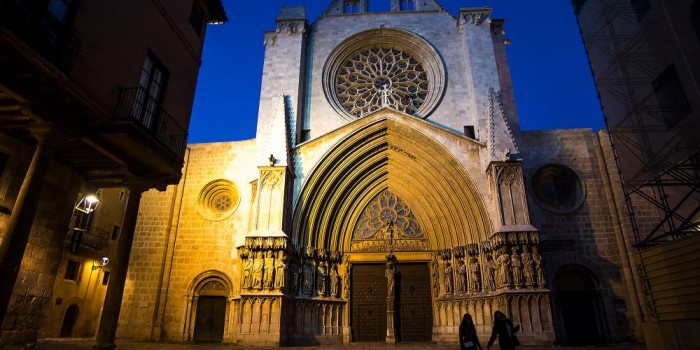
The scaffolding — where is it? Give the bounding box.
[575,0,700,248]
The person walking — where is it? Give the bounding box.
[486,311,520,350]
[459,313,483,350]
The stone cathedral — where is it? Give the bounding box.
[108,1,642,347]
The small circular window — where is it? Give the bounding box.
[197,180,240,221]
[531,165,585,214]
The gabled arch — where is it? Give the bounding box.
[292,112,492,252]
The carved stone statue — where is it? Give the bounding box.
[330,264,340,297]
[432,255,440,296]
[263,251,275,289]
[521,246,534,287]
[484,255,496,291]
[242,256,253,289]
[456,260,467,293]
[386,262,396,297]
[468,257,481,292]
[532,245,545,287]
[252,251,264,290]
[511,247,523,288]
[496,246,511,289]
[274,251,287,290]
[289,261,299,294]
[302,260,314,295]
[380,84,392,107]
[443,261,453,295]
[316,262,327,296]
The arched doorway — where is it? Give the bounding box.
[554,267,600,344]
[183,271,234,343]
[60,304,79,337]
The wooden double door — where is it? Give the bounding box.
[351,263,432,342]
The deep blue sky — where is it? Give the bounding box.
[189,0,604,143]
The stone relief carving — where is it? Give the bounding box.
[496,246,512,289]
[302,259,314,296]
[252,251,264,290]
[202,280,225,291]
[330,264,340,297]
[532,245,545,287]
[511,247,523,288]
[443,261,453,295]
[456,260,467,293]
[521,246,534,288]
[264,251,275,289]
[275,251,287,290]
[469,256,481,292]
[316,262,328,296]
[483,254,496,291]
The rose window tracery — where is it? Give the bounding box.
[353,190,423,239]
[336,47,428,118]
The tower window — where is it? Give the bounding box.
[652,64,692,128]
[102,271,110,285]
[111,225,121,240]
[344,0,359,14]
[400,0,415,11]
[463,125,475,139]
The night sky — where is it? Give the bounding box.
[188,0,604,143]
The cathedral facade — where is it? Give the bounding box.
[115,1,642,346]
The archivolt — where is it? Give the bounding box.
[292,116,492,252]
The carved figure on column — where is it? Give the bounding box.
[456,260,467,293]
[264,251,275,289]
[274,251,287,290]
[252,251,264,290]
[289,260,300,294]
[317,262,328,296]
[242,256,253,290]
[484,255,496,291]
[496,246,512,289]
[532,245,545,287]
[302,259,314,295]
[443,261,453,295]
[431,255,440,296]
[330,264,340,297]
[386,262,396,297]
[521,246,534,287]
[468,256,481,292]
[342,255,350,299]
[511,247,523,288]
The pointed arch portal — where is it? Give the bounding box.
[292,114,492,253]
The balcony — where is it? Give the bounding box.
[113,87,187,159]
[0,0,80,73]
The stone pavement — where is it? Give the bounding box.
[35,339,646,350]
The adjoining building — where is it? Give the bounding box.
[574,0,700,349]
[0,0,226,348]
[117,1,645,346]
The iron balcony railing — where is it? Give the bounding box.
[0,0,80,72]
[113,86,188,159]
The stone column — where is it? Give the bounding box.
[385,261,396,344]
[95,184,146,350]
[0,127,57,328]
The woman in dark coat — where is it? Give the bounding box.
[459,313,483,350]
[487,311,520,350]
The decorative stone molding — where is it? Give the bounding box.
[458,8,491,26]
[276,20,306,35]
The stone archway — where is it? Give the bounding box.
[60,304,79,338]
[182,270,235,343]
[553,265,602,344]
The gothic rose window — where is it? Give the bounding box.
[335,47,429,118]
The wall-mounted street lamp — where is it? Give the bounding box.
[69,193,100,254]
[92,257,109,270]
[74,194,99,214]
